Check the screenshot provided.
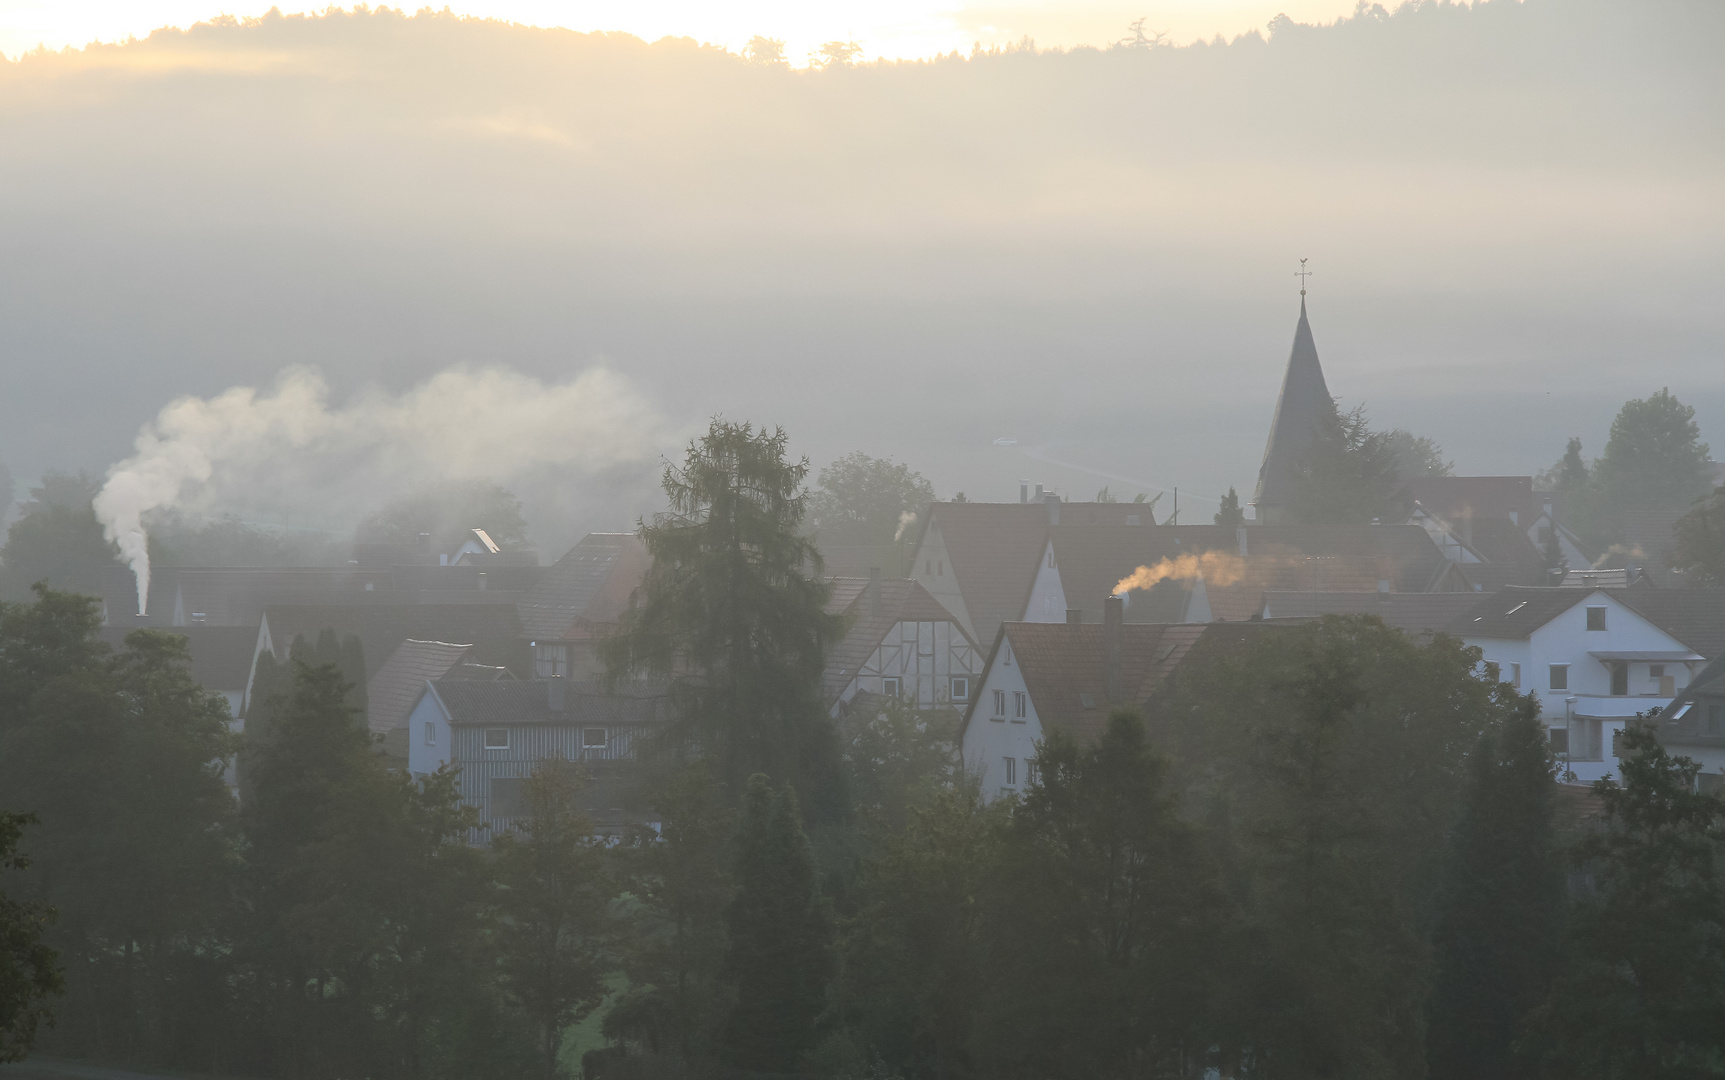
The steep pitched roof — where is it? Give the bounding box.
[96,624,259,691]
[822,577,973,704]
[260,602,523,676]
[432,678,670,725]
[915,503,1052,646]
[974,621,1280,745]
[1446,587,1725,656]
[366,639,474,736]
[1253,299,1333,511]
[517,533,651,641]
[1613,589,1725,658]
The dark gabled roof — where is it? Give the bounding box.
[1454,516,1547,590]
[261,602,523,677]
[1253,298,1333,511]
[1401,476,1537,525]
[366,639,474,736]
[822,577,973,704]
[96,624,259,691]
[970,621,1281,745]
[518,533,651,642]
[1446,587,1725,656]
[432,678,670,725]
[1257,591,1486,634]
[916,502,1157,646]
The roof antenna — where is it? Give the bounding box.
[1295,257,1312,297]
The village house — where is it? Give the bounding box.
[517,531,652,681]
[1450,586,1725,784]
[1654,653,1725,791]
[960,596,1280,800]
[823,570,983,715]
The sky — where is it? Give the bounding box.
[1,0,1369,61]
[1,0,1721,550]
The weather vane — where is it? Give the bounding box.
[1295,258,1312,296]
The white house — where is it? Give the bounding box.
[1451,587,1725,784]
[960,599,1277,800]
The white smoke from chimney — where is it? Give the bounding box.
[94,364,666,615]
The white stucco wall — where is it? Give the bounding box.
[960,635,1043,801]
[911,520,975,640]
[406,685,453,776]
[1022,541,1067,622]
[1467,590,1701,784]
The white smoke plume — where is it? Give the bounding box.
[1113,550,1249,595]
[893,510,918,543]
[94,364,667,614]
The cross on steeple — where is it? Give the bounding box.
[1295,258,1312,296]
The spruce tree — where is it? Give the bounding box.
[601,419,846,818]
[1213,487,1245,528]
[1427,698,1563,1080]
[721,775,833,1073]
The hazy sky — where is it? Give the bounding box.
[2,0,1368,61]
[1,1,1721,550]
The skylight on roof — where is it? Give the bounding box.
[1505,602,1528,616]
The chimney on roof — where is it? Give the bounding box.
[1103,595,1124,703]
[868,567,883,617]
[547,675,565,713]
[1066,608,1082,625]
[1044,492,1061,525]
[1035,483,1044,501]
[1020,479,1030,504]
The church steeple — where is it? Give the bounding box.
[1251,295,1332,524]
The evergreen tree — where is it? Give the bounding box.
[1213,487,1245,528]
[721,775,833,1073]
[1521,722,1725,1078]
[0,811,62,1062]
[491,758,614,1080]
[981,709,1228,1079]
[1427,698,1563,1080]
[1290,403,1403,524]
[607,763,734,1063]
[601,420,846,817]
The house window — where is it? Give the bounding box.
[949,676,969,702]
[883,677,901,698]
[534,642,569,679]
[1013,690,1027,718]
[424,721,436,746]
[1004,644,1013,666]
[1548,727,1569,752]
[1708,703,1725,736]
[1610,661,1629,697]
[1586,606,1607,631]
[583,727,607,748]
[1650,664,1665,679]
[484,728,509,750]
[1511,662,1521,688]
[1549,664,1569,691]
[1002,757,1016,785]
[1046,550,1055,569]
[1025,759,1039,785]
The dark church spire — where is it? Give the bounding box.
[1251,293,1333,523]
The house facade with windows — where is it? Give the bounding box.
[517,532,652,681]
[1451,587,1725,784]
[403,676,669,837]
[960,600,1277,800]
[824,572,983,715]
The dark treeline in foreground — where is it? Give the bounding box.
[3,422,1725,1079]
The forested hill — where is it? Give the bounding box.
[1,0,1721,520]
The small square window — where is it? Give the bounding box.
[1586,606,1607,631]
[883,677,901,698]
[1549,664,1569,691]
[949,676,969,701]
[992,689,1006,717]
[484,727,509,750]
[583,727,607,748]
[1002,757,1016,785]
[424,721,436,746]
[1650,664,1665,678]
[1548,727,1569,752]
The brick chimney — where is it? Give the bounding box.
[1044,492,1061,525]
[1103,594,1124,703]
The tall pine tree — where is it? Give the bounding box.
[721,775,833,1073]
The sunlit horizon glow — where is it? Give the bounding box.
[1,0,1374,63]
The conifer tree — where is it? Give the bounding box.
[721,775,833,1073]
[0,811,61,1062]
[1521,722,1725,1077]
[1427,698,1563,1080]
[602,420,846,817]
[1213,487,1245,528]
